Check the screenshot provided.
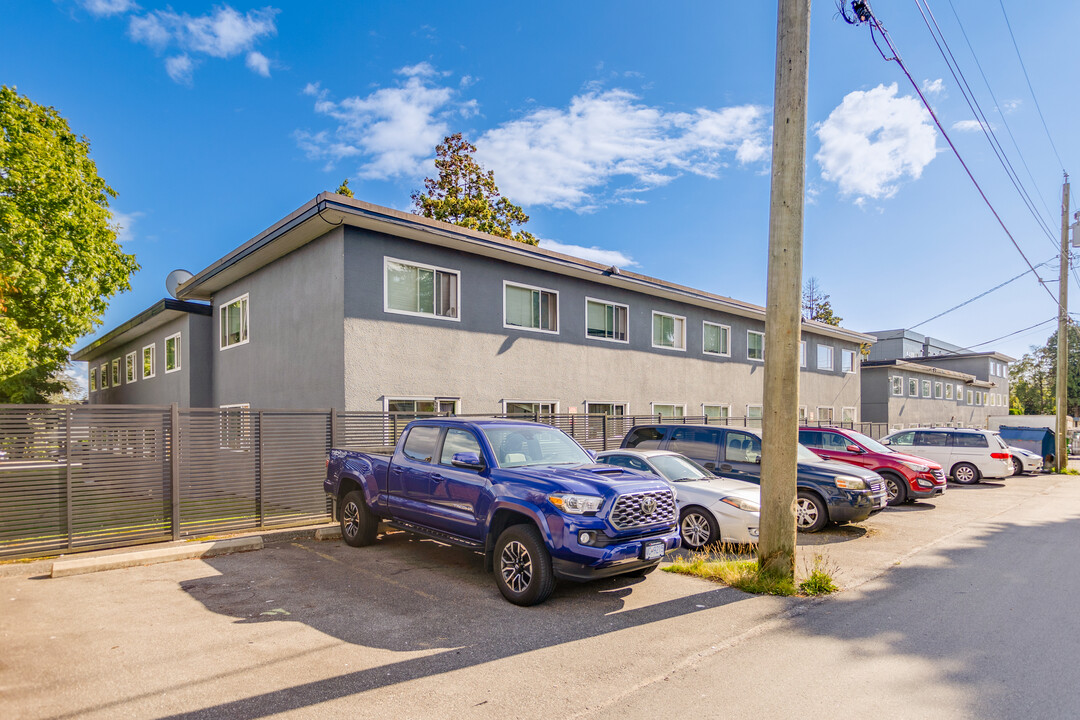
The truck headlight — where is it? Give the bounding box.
[720,497,760,513]
[899,461,930,473]
[549,494,603,514]
[834,475,868,490]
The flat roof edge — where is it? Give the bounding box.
[71,299,211,361]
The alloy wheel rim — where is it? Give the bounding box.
[500,540,533,593]
[681,513,711,548]
[885,477,899,500]
[957,466,974,482]
[343,501,360,537]
[795,498,818,527]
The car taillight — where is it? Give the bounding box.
[990,452,1010,459]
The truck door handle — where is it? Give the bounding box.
[431,474,446,482]
[390,468,403,475]
[720,464,733,472]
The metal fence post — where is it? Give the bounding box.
[602,415,608,451]
[65,407,73,550]
[170,403,180,541]
[257,410,265,528]
[330,407,339,449]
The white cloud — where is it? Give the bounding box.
[922,78,945,95]
[110,210,144,244]
[128,5,278,82]
[165,54,194,85]
[1001,99,1022,113]
[79,0,137,17]
[952,119,990,132]
[538,238,638,268]
[246,50,271,77]
[814,83,938,200]
[397,62,440,78]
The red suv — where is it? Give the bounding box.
[798,426,947,506]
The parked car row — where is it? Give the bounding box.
[327,417,1042,606]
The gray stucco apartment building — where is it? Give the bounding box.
[73,193,873,420]
[859,328,1014,429]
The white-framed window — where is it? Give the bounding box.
[945,383,954,400]
[703,404,731,420]
[651,403,686,419]
[908,378,918,397]
[841,349,855,373]
[125,352,137,384]
[746,404,763,427]
[842,407,856,423]
[90,368,98,392]
[966,390,974,404]
[921,380,931,398]
[219,403,252,452]
[164,332,181,373]
[817,345,834,371]
[747,330,765,361]
[800,341,807,367]
[384,257,460,321]
[142,344,155,379]
[976,391,983,405]
[585,298,628,342]
[798,406,807,422]
[219,293,250,349]
[386,397,460,414]
[818,407,834,422]
[891,376,904,396]
[99,363,108,389]
[957,383,964,400]
[503,401,558,416]
[703,321,730,356]
[585,402,627,416]
[652,311,686,351]
[934,382,943,399]
[504,281,558,333]
[111,359,120,387]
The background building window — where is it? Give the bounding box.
[165,333,181,373]
[125,352,137,383]
[504,401,557,416]
[934,382,943,398]
[99,363,108,389]
[586,299,627,341]
[817,345,834,370]
[945,383,953,400]
[652,312,686,350]
[922,380,931,397]
[385,259,459,319]
[703,404,730,419]
[652,403,685,418]
[111,358,119,386]
[143,344,155,379]
[505,282,558,332]
[908,378,918,397]
[220,294,250,348]
[90,368,97,392]
[841,349,855,373]
[818,407,834,422]
[800,341,807,367]
[891,376,904,396]
[703,322,730,356]
[842,407,856,423]
[747,331,765,361]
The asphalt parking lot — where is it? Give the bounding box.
[3,471,1080,719]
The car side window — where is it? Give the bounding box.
[402,425,441,463]
[823,432,851,450]
[798,430,824,448]
[601,455,633,469]
[439,428,483,466]
[890,431,914,446]
[725,432,762,464]
[668,427,722,462]
[914,431,948,447]
[953,433,988,448]
[624,427,665,449]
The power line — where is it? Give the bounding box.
[910,255,1056,330]
[838,2,1059,308]
[965,317,1056,350]
[998,0,1066,173]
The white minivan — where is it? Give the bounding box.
[880,428,1012,484]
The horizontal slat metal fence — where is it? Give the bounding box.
[0,404,905,559]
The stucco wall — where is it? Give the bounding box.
[342,226,862,415]
[210,228,345,409]
[861,366,1003,428]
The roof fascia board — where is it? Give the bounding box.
[71,299,211,361]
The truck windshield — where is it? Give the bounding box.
[482,426,593,468]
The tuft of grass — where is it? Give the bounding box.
[664,545,839,597]
[1059,467,1079,475]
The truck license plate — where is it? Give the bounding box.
[642,540,665,560]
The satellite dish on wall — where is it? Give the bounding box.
[166,269,194,299]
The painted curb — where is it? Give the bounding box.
[314,526,341,541]
[50,537,264,578]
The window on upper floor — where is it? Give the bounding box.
[842,349,856,373]
[143,344,155,379]
[219,294,249,349]
[966,390,974,404]
[385,258,459,320]
[585,298,628,342]
[922,380,931,397]
[891,376,903,396]
[908,378,918,397]
[818,407,834,422]
[800,341,807,368]
[842,407,856,423]
[747,331,765,361]
[945,383,954,400]
[125,352,137,384]
[703,322,730,356]
[99,363,108,389]
[652,312,686,351]
[165,333,181,373]
[111,359,120,387]
[817,345,834,371]
[934,382,943,399]
[90,368,98,392]
[504,282,558,333]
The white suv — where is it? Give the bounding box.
[880,428,1012,484]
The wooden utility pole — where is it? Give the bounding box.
[1057,177,1069,472]
[759,0,810,580]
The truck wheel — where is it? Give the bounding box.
[951,462,980,485]
[494,524,556,606]
[340,490,378,547]
[882,472,908,506]
[679,507,718,550]
[795,491,828,533]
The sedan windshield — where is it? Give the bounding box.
[649,454,713,482]
[797,443,826,463]
[482,426,593,467]
[843,429,892,455]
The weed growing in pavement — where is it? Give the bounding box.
[664,544,838,597]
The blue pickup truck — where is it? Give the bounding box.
[325,418,681,605]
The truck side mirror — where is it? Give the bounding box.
[451,452,484,470]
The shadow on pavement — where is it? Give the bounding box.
[796,524,868,546]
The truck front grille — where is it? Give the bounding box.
[609,490,676,530]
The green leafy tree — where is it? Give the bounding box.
[0,86,138,403]
[335,179,354,197]
[802,277,842,325]
[411,133,537,245]
[1010,323,1080,416]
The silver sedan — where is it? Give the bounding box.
[596,449,760,549]
[1008,446,1043,475]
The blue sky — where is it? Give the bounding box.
[5,1,1078,376]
